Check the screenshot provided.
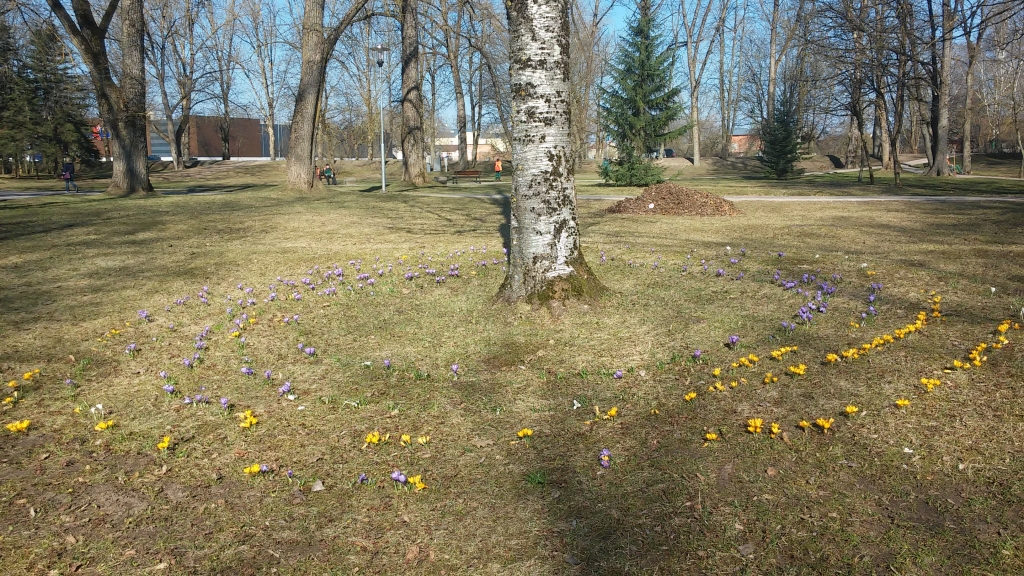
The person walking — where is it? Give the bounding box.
[62,161,79,192]
[494,157,502,181]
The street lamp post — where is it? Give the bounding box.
[370,44,389,193]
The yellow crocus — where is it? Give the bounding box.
[747,418,763,434]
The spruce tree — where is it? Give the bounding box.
[598,0,686,187]
[25,24,98,174]
[758,90,804,179]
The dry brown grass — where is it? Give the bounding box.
[1,181,1022,574]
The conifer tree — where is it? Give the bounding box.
[25,24,99,174]
[598,0,685,186]
[758,89,804,180]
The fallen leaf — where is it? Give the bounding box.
[311,480,325,492]
[65,535,77,545]
[781,431,791,444]
[471,438,494,448]
[767,467,778,477]
[737,543,756,557]
[404,544,420,563]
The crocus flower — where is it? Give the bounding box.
[727,335,739,347]
[159,371,169,379]
[264,370,272,380]
[357,473,368,484]
[220,397,229,410]
[390,470,407,484]
[599,448,612,468]
[303,347,316,356]
[384,359,391,369]
[162,384,175,394]
[451,364,459,375]
[613,370,623,379]
[278,382,291,396]
[241,367,255,376]
[693,350,702,360]
[138,310,149,321]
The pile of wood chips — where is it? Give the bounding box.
[606,182,740,216]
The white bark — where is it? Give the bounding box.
[500,0,602,302]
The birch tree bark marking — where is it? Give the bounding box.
[499,0,603,303]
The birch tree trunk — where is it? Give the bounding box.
[401,0,427,184]
[499,0,603,303]
[47,0,153,195]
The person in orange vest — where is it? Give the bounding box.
[494,157,502,181]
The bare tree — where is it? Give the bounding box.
[499,0,604,302]
[426,0,471,170]
[400,0,427,183]
[757,0,810,123]
[566,0,616,168]
[205,0,240,160]
[146,0,212,170]
[47,0,153,195]
[680,0,727,166]
[239,0,291,160]
[286,0,371,189]
[718,0,748,157]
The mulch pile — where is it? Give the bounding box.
[606,182,740,216]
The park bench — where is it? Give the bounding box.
[449,170,482,184]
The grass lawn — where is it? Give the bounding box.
[1,177,1023,574]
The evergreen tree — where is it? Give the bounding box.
[0,19,97,176]
[0,17,31,175]
[758,89,804,179]
[25,24,98,174]
[598,0,686,187]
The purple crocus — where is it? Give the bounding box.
[390,470,407,484]
[260,465,269,473]
[727,335,740,347]
[220,397,230,410]
[241,367,255,376]
[303,347,316,356]
[65,378,76,387]
[357,473,368,484]
[278,381,291,396]
[599,448,612,468]
[692,350,702,360]
[287,469,294,479]
[264,370,272,380]
[384,359,391,369]
[138,310,150,321]
[613,370,623,379]
[124,343,138,355]
[183,358,193,368]
[451,364,459,375]
[162,384,175,394]
[159,371,169,379]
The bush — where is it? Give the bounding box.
[599,157,666,187]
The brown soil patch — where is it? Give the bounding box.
[606,183,740,216]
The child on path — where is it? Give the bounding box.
[494,158,502,181]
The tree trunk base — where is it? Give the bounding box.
[497,254,606,305]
